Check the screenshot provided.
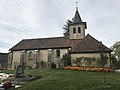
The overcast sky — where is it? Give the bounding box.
[0,0,120,53]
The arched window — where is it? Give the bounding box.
[56,50,60,57]
[73,27,76,34]
[78,27,81,33]
[29,52,33,60]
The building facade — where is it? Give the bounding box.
[8,8,112,69]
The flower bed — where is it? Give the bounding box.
[64,66,113,72]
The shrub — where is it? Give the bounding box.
[61,53,71,66]
[40,61,46,68]
[51,62,56,69]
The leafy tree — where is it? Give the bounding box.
[99,46,108,86]
[110,41,120,68]
[100,54,108,67]
[110,54,118,69]
[99,53,108,86]
[111,41,120,60]
[63,20,72,37]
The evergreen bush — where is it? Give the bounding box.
[51,62,56,69]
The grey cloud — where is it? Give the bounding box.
[0,0,120,52]
[0,42,11,48]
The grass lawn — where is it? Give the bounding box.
[2,69,120,90]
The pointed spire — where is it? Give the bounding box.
[72,2,82,23]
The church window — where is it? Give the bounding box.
[73,27,76,34]
[29,52,33,60]
[56,50,60,57]
[78,27,81,33]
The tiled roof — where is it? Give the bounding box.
[71,34,112,53]
[9,37,80,51]
[9,35,112,53]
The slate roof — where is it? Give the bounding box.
[72,9,82,23]
[9,37,80,51]
[70,9,87,29]
[71,34,112,53]
[9,34,112,53]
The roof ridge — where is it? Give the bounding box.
[84,34,100,42]
[22,36,65,41]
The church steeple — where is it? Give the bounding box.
[72,9,82,23]
[72,2,82,23]
[69,4,87,39]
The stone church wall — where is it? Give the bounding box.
[69,24,85,39]
[71,53,110,67]
[11,51,21,69]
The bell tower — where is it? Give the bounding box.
[69,5,87,39]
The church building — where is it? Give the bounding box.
[8,7,112,69]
